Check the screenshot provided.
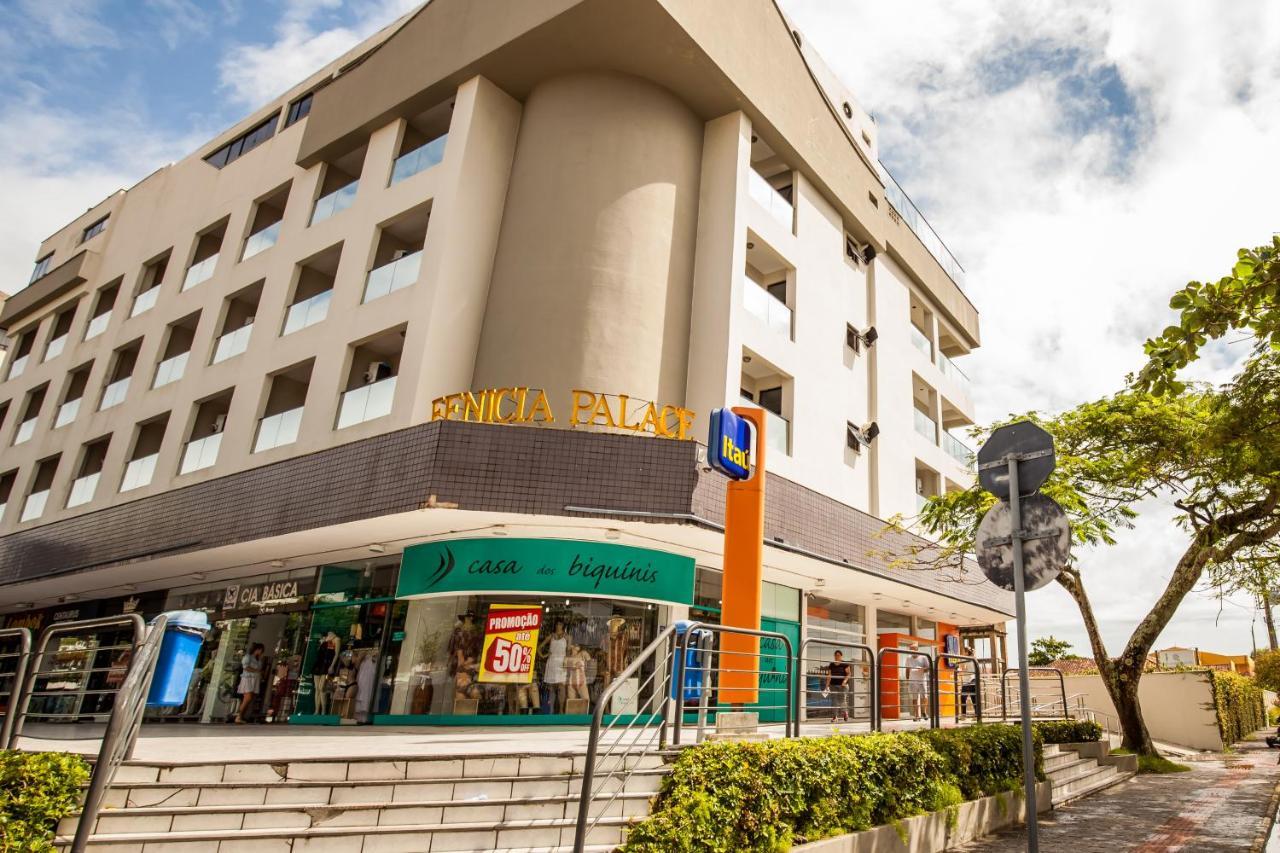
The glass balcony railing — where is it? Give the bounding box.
[909,324,932,358]
[20,490,48,523]
[943,431,972,466]
[738,397,791,459]
[311,182,358,225]
[44,334,68,362]
[153,352,189,388]
[180,432,223,475]
[66,473,100,508]
[742,279,792,338]
[182,254,219,291]
[131,286,160,317]
[282,290,332,336]
[242,222,281,261]
[85,311,111,341]
[363,252,422,303]
[916,492,929,513]
[337,376,396,429]
[120,453,158,492]
[54,398,80,429]
[100,377,130,411]
[7,354,29,380]
[212,324,253,364]
[748,169,794,231]
[937,351,971,393]
[390,135,448,185]
[913,407,937,442]
[14,418,36,446]
[877,162,966,288]
[254,407,304,453]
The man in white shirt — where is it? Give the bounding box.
[904,642,930,722]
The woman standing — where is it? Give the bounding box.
[235,643,265,724]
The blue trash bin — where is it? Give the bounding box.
[146,610,211,708]
[671,621,709,704]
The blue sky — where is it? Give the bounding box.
[4,0,1280,657]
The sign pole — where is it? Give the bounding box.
[717,407,766,706]
[1007,454,1039,852]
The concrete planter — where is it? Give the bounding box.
[793,782,1052,853]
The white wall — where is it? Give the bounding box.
[1064,671,1224,752]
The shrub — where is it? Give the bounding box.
[1032,719,1103,745]
[1211,670,1266,746]
[1253,648,1280,692]
[621,726,1031,852]
[0,750,91,853]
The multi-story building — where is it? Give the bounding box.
[0,0,1001,726]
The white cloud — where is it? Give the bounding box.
[16,0,121,50]
[783,0,1280,655]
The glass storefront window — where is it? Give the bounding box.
[383,594,660,719]
[916,618,937,641]
[806,598,866,644]
[876,610,912,637]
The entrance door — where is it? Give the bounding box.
[752,617,799,724]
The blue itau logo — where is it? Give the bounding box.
[708,408,752,480]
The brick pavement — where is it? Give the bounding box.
[958,735,1280,852]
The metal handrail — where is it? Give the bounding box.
[795,638,876,731]
[875,646,935,730]
[932,653,982,727]
[0,627,33,748]
[1001,667,1069,719]
[573,623,677,853]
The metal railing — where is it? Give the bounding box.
[0,627,32,748]
[8,614,170,853]
[999,667,1069,720]
[876,646,935,728]
[877,161,966,288]
[932,653,982,727]
[795,638,876,731]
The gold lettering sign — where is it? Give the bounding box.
[430,388,695,440]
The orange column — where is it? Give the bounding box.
[718,406,766,704]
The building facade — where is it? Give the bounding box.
[0,0,1001,726]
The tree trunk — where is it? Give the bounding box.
[1105,665,1155,754]
[1262,587,1278,651]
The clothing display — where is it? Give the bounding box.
[606,619,629,677]
[354,652,376,723]
[237,653,262,695]
[543,635,567,684]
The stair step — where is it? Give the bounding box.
[1046,759,1105,787]
[1051,765,1124,806]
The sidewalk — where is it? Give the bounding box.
[959,734,1280,852]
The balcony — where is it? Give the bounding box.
[748,169,793,231]
[910,324,932,358]
[254,407,304,453]
[66,473,100,508]
[54,398,80,429]
[242,222,281,261]
[390,135,447,185]
[943,432,972,466]
[878,162,966,288]
[311,182,358,225]
[337,376,396,429]
[937,351,971,394]
[913,407,937,443]
[916,492,929,514]
[742,280,792,338]
[738,397,790,459]
[19,489,48,523]
[131,286,160,318]
[84,311,111,341]
[282,290,331,336]
[182,254,218,291]
[100,377,130,411]
[179,432,223,475]
[14,418,36,445]
[212,324,253,364]
[363,252,421,303]
[45,334,68,361]
[153,352,189,388]
[120,453,158,492]
[7,354,29,380]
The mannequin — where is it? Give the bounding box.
[311,632,340,715]
[540,621,568,713]
[354,649,377,724]
[447,613,480,676]
[606,616,629,683]
[510,679,539,714]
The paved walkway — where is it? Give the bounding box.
[960,734,1280,852]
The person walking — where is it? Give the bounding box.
[235,643,265,724]
[905,642,930,722]
[824,650,853,723]
[959,645,979,717]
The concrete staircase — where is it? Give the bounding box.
[55,751,668,852]
[1042,742,1136,806]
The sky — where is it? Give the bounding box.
[2,0,1279,657]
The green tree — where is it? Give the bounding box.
[1135,238,1280,395]
[911,353,1280,756]
[1028,636,1075,666]
[1254,648,1280,693]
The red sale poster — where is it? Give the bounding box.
[478,604,542,684]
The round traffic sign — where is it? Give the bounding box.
[975,494,1071,592]
[976,421,1056,499]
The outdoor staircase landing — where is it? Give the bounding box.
[1043,742,1135,806]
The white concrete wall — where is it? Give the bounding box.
[1064,671,1224,752]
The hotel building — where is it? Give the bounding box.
[0,0,1005,726]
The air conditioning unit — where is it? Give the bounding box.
[364,361,392,384]
[211,414,227,434]
[390,249,409,262]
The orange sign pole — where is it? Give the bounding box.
[717,406,766,704]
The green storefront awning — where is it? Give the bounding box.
[398,538,695,605]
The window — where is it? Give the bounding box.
[204,113,279,169]
[81,216,109,244]
[284,93,313,127]
[29,254,53,284]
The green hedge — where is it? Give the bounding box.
[622,725,1030,852]
[1211,670,1266,746]
[0,751,91,853]
[1032,719,1103,745]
